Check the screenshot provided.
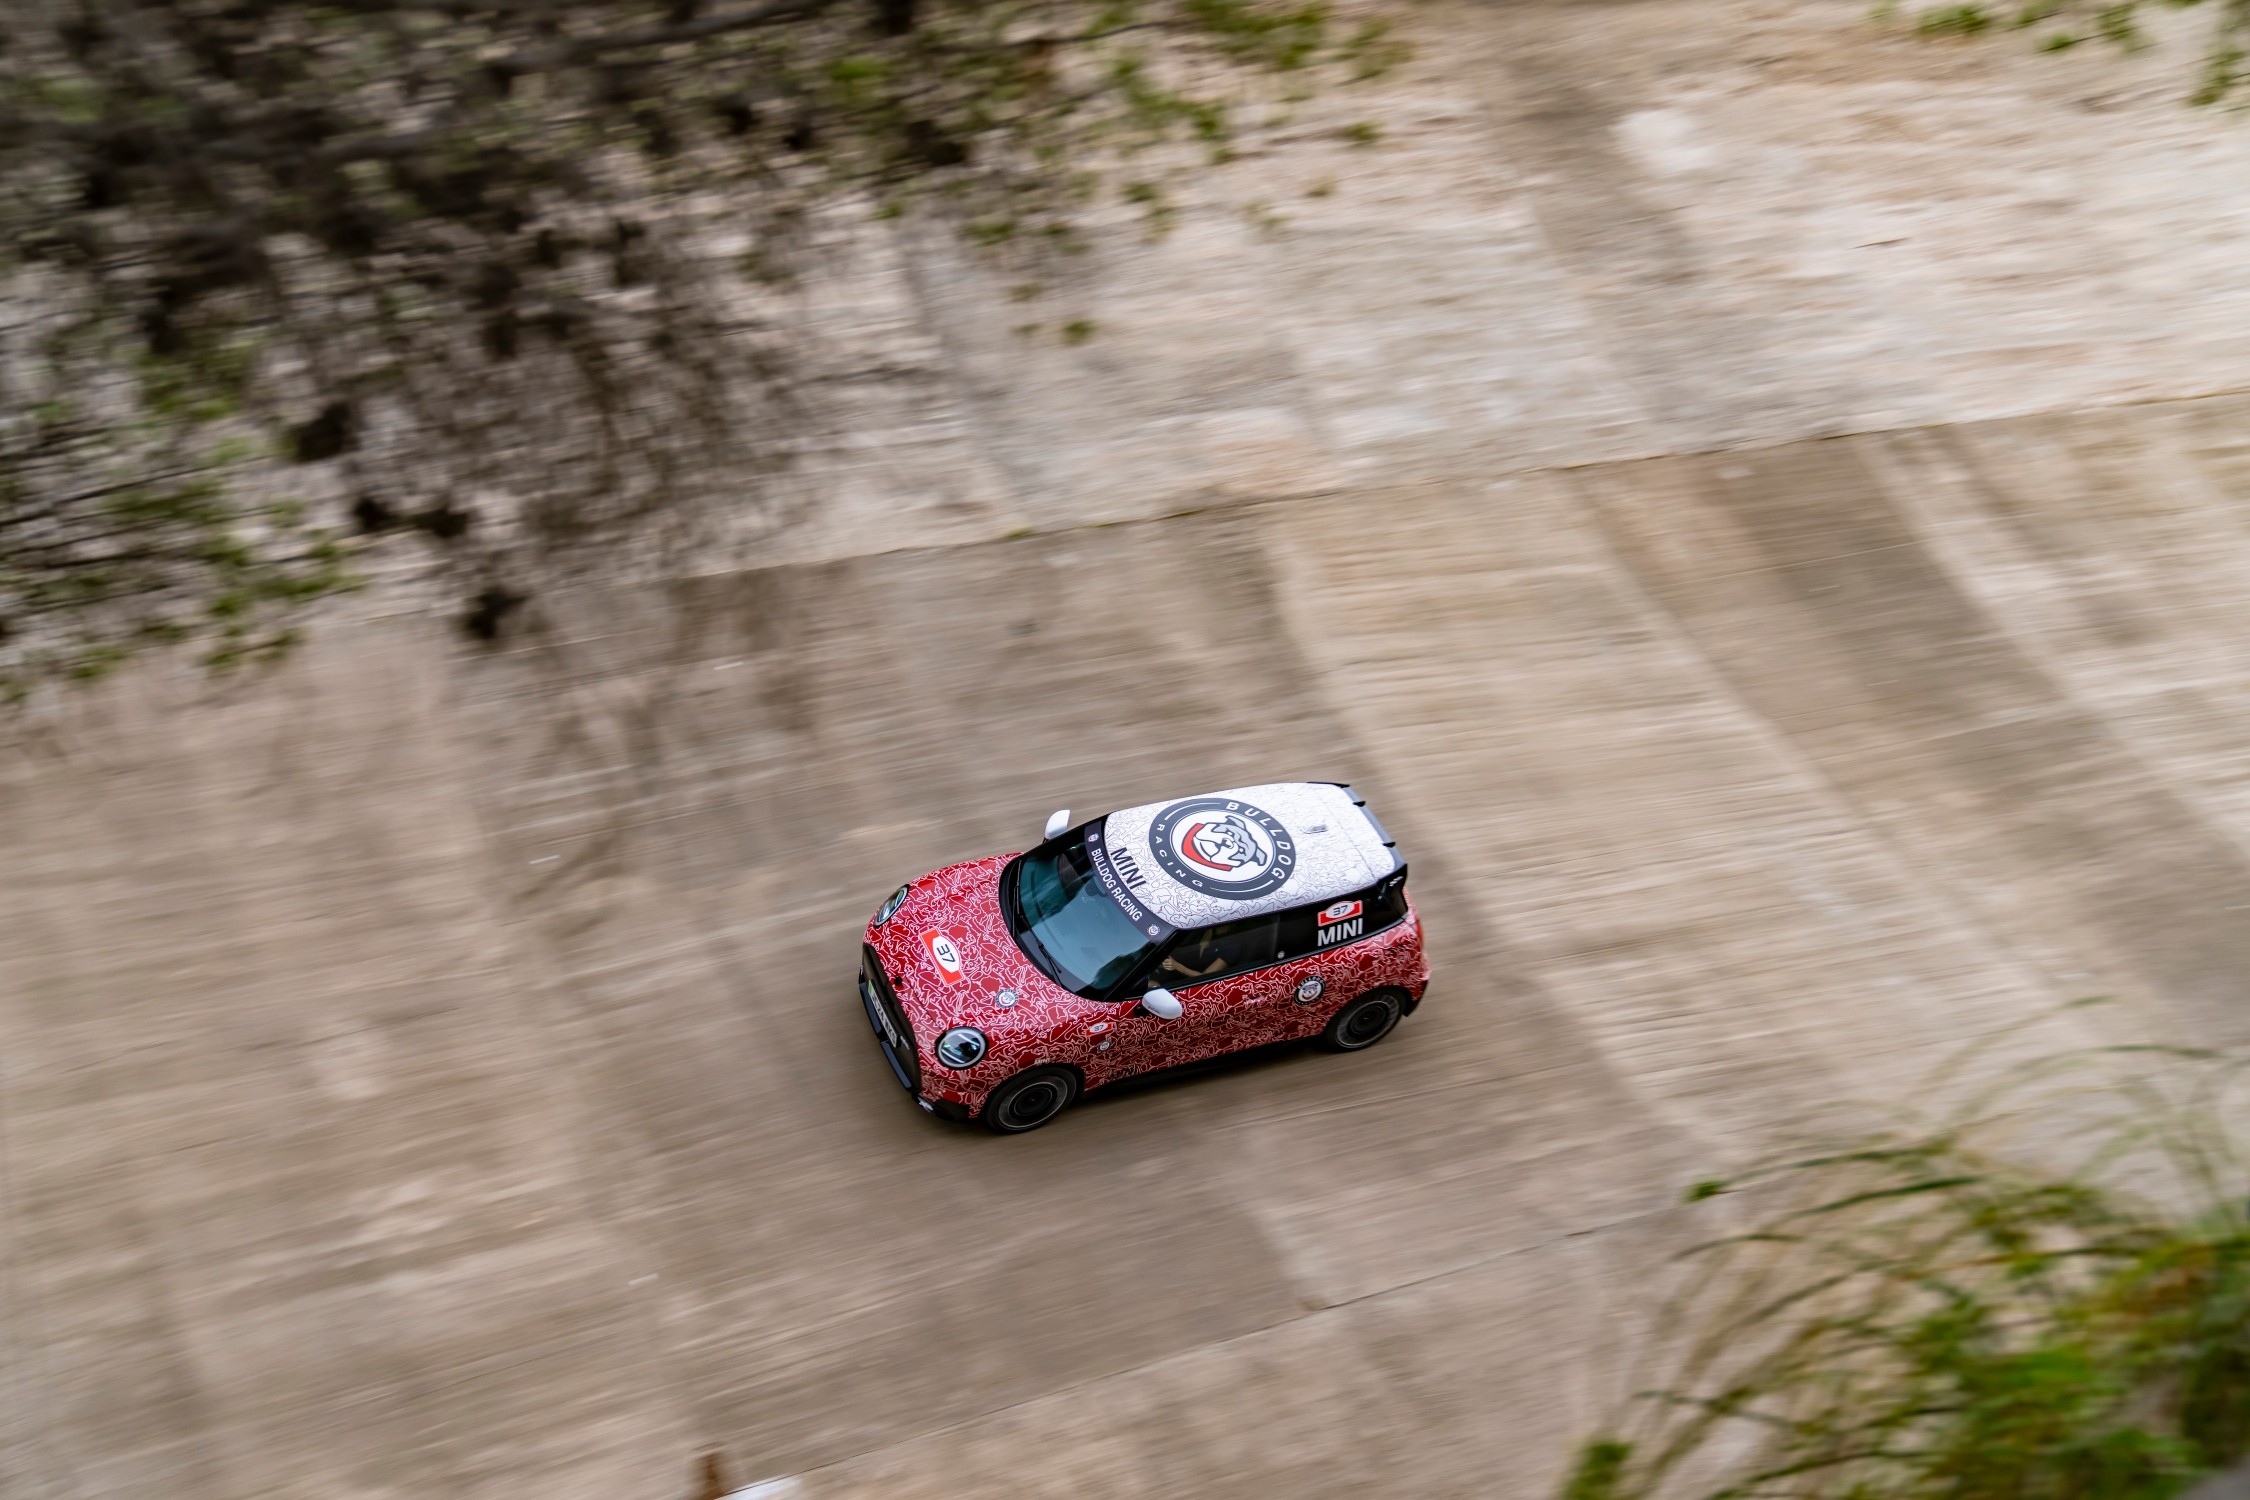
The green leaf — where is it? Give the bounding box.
[1562,1440,1632,1500]
[1918,3,1994,35]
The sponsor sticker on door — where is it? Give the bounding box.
[920,929,965,983]
[1316,899,1365,949]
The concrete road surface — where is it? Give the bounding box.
[7,1,2250,1496]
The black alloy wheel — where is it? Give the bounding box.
[1320,989,1405,1053]
[982,1065,1081,1134]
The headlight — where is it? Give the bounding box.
[935,1027,987,1070]
[873,884,911,927]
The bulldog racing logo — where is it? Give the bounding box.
[1147,797,1295,901]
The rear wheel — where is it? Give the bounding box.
[1320,988,1405,1053]
[982,1065,1081,1134]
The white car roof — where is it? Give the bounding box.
[1092,782,1400,931]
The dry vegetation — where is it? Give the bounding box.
[0,0,1404,694]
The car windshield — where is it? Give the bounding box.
[1006,828,1159,997]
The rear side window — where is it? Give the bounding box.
[1277,867,1409,960]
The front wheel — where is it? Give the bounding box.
[1319,989,1405,1053]
[981,1065,1081,1134]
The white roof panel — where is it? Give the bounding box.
[1092,782,1399,930]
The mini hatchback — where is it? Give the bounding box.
[859,781,1427,1132]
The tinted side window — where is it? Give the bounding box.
[1156,914,1281,985]
[1277,868,1410,960]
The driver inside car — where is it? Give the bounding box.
[1157,941,1226,981]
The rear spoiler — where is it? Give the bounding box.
[1320,781,1400,867]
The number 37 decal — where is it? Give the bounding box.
[920,929,965,984]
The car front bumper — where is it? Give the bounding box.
[859,946,977,1122]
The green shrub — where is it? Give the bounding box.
[1569,1044,2250,1499]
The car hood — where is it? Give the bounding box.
[866,853,1067,1038]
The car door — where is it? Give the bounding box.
[1098,914,1294,1078]
[1260,900,1349,1041]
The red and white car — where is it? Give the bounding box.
[859,782,1427,1132]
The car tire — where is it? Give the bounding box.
[981,1065,1081,1134]
[1319,988,1405,1053]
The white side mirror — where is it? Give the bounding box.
[1140,987,1183,1020]
[1043,808,1072,842]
